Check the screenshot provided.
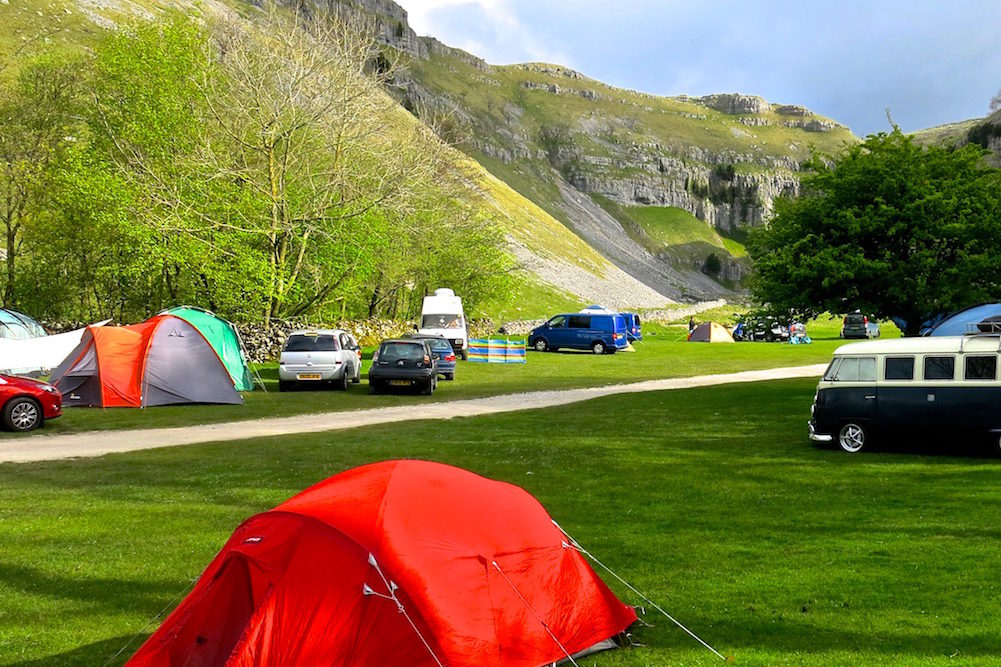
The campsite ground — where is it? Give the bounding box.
[1,318,862,436]
[4,362,1001,665]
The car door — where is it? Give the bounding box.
[827,355,878,429]
[339,333,357,377]
[546,315,569,347]
[567,314,591,348]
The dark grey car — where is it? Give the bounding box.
[369,339,439,395]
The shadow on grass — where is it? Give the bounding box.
[7,635,147,667]
[0,562,190,617]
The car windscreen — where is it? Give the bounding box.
[379,342,425,360]
[284,334,338,352]
[419,338,452,352]
[845,314,865,324]
[422,314,462,329]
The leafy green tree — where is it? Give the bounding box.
[748,130,1001,336]
[0,54,82,308]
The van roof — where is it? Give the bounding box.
[835,336,1001,356]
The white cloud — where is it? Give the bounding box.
[397,0,571,66]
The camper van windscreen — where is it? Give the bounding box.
[422,314,461,329]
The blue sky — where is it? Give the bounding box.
[396,0,1001,137]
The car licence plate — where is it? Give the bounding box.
[389,380,411,386]
[296,373,322,380]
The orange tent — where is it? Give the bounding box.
[125,460,637,666]
[49,315,242,407]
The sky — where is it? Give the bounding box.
[395,0,1001,137]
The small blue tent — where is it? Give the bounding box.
[928,304,1001,336]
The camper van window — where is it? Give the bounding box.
[884,357,914,380]
[421,314,461,329]
[823,358,841,381]
[832,356,876,382]
[568,315,591,329]
[923,356,955,381]
[548,316,567,328]
[964,355,997,380]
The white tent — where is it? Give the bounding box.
[0,320,109,374]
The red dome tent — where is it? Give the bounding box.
[126,460,637,667]
[48,315,242,407]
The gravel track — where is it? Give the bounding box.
[0,364,826,464]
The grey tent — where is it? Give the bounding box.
[49,314,243,407]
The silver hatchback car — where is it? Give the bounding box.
[278,329,362,391]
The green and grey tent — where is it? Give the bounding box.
[161,306,255,391]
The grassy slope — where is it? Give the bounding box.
[0,318,876,437]
[591,194,748,258]
[3,375,1001,666]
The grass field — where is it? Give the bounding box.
[3,374,1000,666]
[0,319,871,437]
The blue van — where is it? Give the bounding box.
[529,313,628,354]
[621,313,642,341]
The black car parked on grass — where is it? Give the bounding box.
[369,339,439,395]
[735,316,789,342]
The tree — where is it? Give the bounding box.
[0,55,82,308]
[748,130,1001,336]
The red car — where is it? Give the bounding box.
[0,374,61,432]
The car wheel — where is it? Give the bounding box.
[591,341,606,355]
[422,378,434,395]
[352,366,361,383]
[4,397,41,432]
[278,380,293,392]
[533,338,549,352]
[335,372,348,391]
[445,373,454,381]
[369,381,381,395]
[838,422,868,453]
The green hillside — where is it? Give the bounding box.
[402,45,857,296]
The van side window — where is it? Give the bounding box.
[884,357,914,380]
[568,315,590,328]
[548,316,566,328]
[923,356,955,380]
[823,358,841,381]
[965,355,997,380]
[833,357,876,382]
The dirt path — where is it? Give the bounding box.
[1,364,826,463]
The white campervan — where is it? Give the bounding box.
[418,288,468,360]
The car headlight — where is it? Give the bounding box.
[41,385,58,394]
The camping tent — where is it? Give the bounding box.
[48,315,243,407]
[0,320,109,374]
[0,308,46,340]
[928,303,1001,336]
[162,306,254,391]
[125,460,637,667]
[688,322,735,343]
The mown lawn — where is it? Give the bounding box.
[2,375,1000,666]
[0,320,865,437]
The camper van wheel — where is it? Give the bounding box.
[460,349,468,361]
[533,338,549,352]
[3,397,40,432]
[838,422,868,454]
[591,341,606,355]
